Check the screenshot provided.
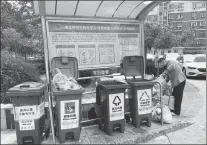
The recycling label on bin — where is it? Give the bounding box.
[60,100,79,130]
[19,119,35,131]
[15,105,37,120]
[109,93,125,121]
[137,89,152,115]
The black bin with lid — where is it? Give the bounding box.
[6,82,46,144]
[51,57,84,143]
[123,56,155,128]
[96,78,128,135]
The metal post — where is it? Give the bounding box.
[154,82,163,125]
[141,21,146,78]
[41,16,56,144]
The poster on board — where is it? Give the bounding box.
[60,100,79,130]
[19,119,35,131]
[46,21,141,69]
[109,93,125,121]
[137,89,152,115]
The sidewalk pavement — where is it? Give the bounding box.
[143,80,206,144]
[1,81,204,144]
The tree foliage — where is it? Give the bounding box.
[144,22,191,51]
[1,0,43,56]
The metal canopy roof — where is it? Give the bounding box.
[33,1,164,20]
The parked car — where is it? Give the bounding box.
[182,54,206,77]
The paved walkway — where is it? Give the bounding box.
[1,81,204,144]
[144,80,206,144]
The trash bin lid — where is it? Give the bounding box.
[6,82,45,97]
[122,56,144,79]
[51,57,78,79]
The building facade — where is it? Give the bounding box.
[146,1,206,54]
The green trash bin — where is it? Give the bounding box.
[123,56,155,128]
[97,80,128,135]
[6,82,46,144]
[51,57,84,143]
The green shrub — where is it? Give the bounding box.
[1,51,41,103]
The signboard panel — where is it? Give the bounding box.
[137,89,152,115]
[46,20,141,70]
[14,105,38,120]
[109,93,125,121]
[19,119,35,131]
[60,100,79,130]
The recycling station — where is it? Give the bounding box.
[6,82,46,144]
[23,1,166,144]
[51,57,85,143]
[96,80,128,135]
[122,56,155,128]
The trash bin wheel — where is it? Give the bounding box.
[125,114,131,123]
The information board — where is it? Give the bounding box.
[60,100,79,130]
[109,93,125,121]
[46,20,141,69]
[19,119,35,131]
[14,105,37,120]
[137,89,152,115]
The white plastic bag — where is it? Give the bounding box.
[152,103,173,124]
[163,105,173,124]
[52,68,82,91]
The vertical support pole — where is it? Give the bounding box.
[141,21,146,78]
[41,16,56,144]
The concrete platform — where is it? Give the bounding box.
[1,117,192,144]
[1,78,202,144]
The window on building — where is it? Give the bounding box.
[192,12,197,19]
[159,12,163,16]
[178,3,184,9]
[177,13,183,19]
[168,14,174,19]
[201,12,206,18]
[191,22,196,27]
[200,20,206,26]
[192,30,196,36]
[169,4,174,9]
[202,2,206,7]
[193,2,206,9]
[199,31,205,37]
[196,40,200,45]
[177,22,182,27]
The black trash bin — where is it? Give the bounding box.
[51,57,84,143]
[96,79,128,135]
[6,82,46,144]
[123,56,155,128]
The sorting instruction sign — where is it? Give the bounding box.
[15,105,37,120]
[137,89,152,115]
[60,100,79,130]
[19,119,35,131]
[38,102,45,117]
[109,93,124,121]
